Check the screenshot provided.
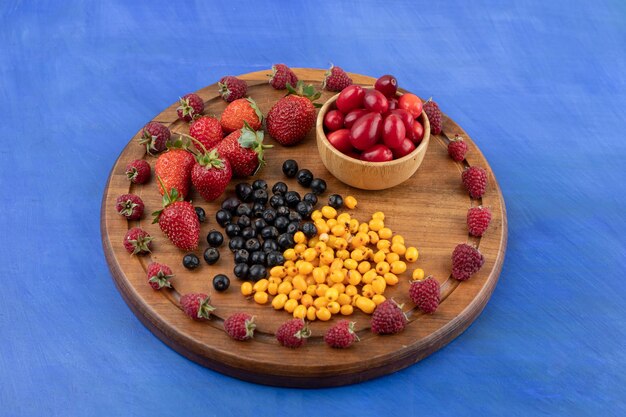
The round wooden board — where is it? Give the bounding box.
[101,68,507,387]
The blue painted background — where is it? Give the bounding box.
[1,0,624,415]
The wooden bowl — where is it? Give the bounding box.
[316,93,431,190]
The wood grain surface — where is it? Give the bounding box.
[100,68,507,387]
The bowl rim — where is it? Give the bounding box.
[316,90,431,167]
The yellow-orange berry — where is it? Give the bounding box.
[362,269,377,284]
[253,291,269,304]
[306,306,317,321]
[284,248,297,260]
[253,279,269,293]
[340,304,354,315]
[277,281,293,295]
[355,296,376,314]
[384,272,399,286]
[372,294,387,305]
[386,252,400,263]
[372,277,387,294]
[362,284,375,298]
[315,284,329,297]
[313,296,328,309]
[241,282,253,296]
[321,206,337,219]
[368,231,379,244]
[412,268,425,281]
[357,261,371,274]
[390,260,407,274]
[344,196,357,209]
[293,304,307,319]
[345,284,358,297]
[378,227,392,239]
[344,258,358,270]
[268,282,278,295]
[392,235,405,245]
[272,293,288,310]
[316,307,332,321]
[391,243,407,256]
[337,293,351,306]
[369,218,384,232]
[301,293,314,307]
[375,261,390,275]
[284,299,298,313]
[405,247,419,262]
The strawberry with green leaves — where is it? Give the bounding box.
[152,177,200,251]
[154,141,195,199]
[266,81,320,146]
[220,98,263,133]
[190,137,233,202]
[215,122,271,177]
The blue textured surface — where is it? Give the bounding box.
[1,1,624,415]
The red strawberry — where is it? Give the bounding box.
[125,159,151,184]
[324,320,359,348]
[177,93,204,122]
[276,318,310,348]
[269,64,298,90]
[123,227,153,255]
[409,276,440,314]
[154,148,195,199]
[224,312,256,341]
[451,243,484,281]
[189,116,223,150]
[180,293,215,320]
[447,135,468,162]
[322,65,352,92]
[215,123,271,177]
[146,262,173,290]
[467,206,492,237]
[218,76,247,102]
[152,178,200,251]
[115,194,144,220]
[220,98,263,133]
[423,98,442,135]
[371,299,407,335]
[191,149,232,201]
[139,121,170,155]
[462,166,488,199]
[266,81,320,146]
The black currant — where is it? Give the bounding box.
[286,222,299,234]
[260,226,279,240]
[237,214,251,228]
[241,227,257,240]
[203,247,220,265]
[182,253,200,270]
[262,239,279,253]
[234,249,250,264]
[277,233,295,249]
[284,191,301,207]
[282,159,299,178]
[272,181,288,195]
[235,183,254,202]
[296,201,313,218]
[228,236,245,252]
[245,238,261,252]
[224,223,241,238]
[288,210,302,222]
[236,203,252,217]
[253,189,268,205]
[249,264,267,281]
[300,222,318,238]
[250,251,266,266]
[261,208,277,224]
[253,218,267,233]
[206,230,224,247]
[274,216,289,232]
[215,209,232,227]
[269,194,285,208]
[276,206,290,216]
[252,179,268,190]
[296,169,313,187]
[194,207,206,223]
[310,178,327,195]
[302,192,318,206]
[328,194,344,209]
[221,196,241,213]
[252,202,266,217]
[233,263,249,280]
[212,274,230,292]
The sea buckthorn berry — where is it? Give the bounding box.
[391,243,406,256]
[286,265,298,276]
[337,213,351,223]
[268,282,278,295]
[412,268,425,281]
[301,293,314,307]
[376,261,390,275]
[344,259,358,270]
[289,289,303,301]
[312,267,326,284]
[325,287,339,301]
[351,294,361,306]
[340,304,354,315]
[350,248,365,261]
[278,281,293,294]
[253,291,269,304]
[336,249,350,260]
[284,298,298,313]
[316,284,329,297]
[355,296,376,314]
[331,224,347,236]
[284,249,297,260]
[294,243,307,253]
[362,284,375,298]
[362,270,377,284]
[348,219,359,233]
[338,293,352,306]
[320,250,334,264]
[327,301,341,314]
[284,260,295,268]
[372,277,387,294]
[306,276,315,286]
[330,258,344,271]
[314,241,327,254]
[306,284,317,296]
[377,240,391,252]
[372,294,386,305]
[384,272,399,286]
[315,220,330,234]
[345,196,358,209]
[308,237,319,247]
[270,266,287,278]
[390,260,407,274]
[372,211,385,221]
[311,210,323,220]
[330,270,344,284]
[358,261,371,274]
[269,276,281,284]
[303,248,317,262]
[314,296,328,309]
[253,279,269,293]
[358,223,369,234]
[332,282,346,293]
[351,234,367,249]
[392,235,405,245]
[321,206,337,219]
[272,294,288,309]
[373,250,386,264]
[293,304,307,319]
[334,238,348,250]
[306,306,317,321]
[293,231,306,244]
[298,262,314,276]
[292,275,308,291]
[241,282,253,296]
[378,227,392,239]
[386,252,400,263]
[369,219,384,232]
[363,247,375,260]
[316,307,332,321]
[368,231,379,244]
[405,247,419,262]
[326,218,338,228]
[327,235,337,248]
[345,285,358,297]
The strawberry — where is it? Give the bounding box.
[146,262,173,290]
[467,206,492,237]
[409,276,440,314]
[123,227,153,255]
[139,121,170,155]
[423,98,442,135]
[447,135,468,162]
[152,178,200,251]
[154,148,195,199]
[180,293,215,320]
[220,97,263,133]
[218,76,247,102]
[324,320,359,348]
[269,64,298,90]
[266,81,320,146]
[189,116,223,150]
[462,166,488,199]
[276,318,310,348]
[191,149,232,201]
[371,299,407,335]
[322,65,352,92]
[224,312,256,341]
[125,159,151,184]
[451,243,484,281]
[177,93,204,122]
[215,123,271,177]
[115,194,144,220]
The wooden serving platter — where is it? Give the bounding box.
[101,68,507,387]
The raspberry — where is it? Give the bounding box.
[447,135,468,162]
[139,121,170,155]
[276,318,310,348]
[322,65,352,92]
[115,194,144,220]
[451,243,484,281]
[125,159,151,184]
[146,262,173,290]
[467,206,492,237]
[189,116,223,150]
[462,166,488,199]
[180,293,215,320]
[177,93,204,122]
[423,98,442,135]
[218,76,248,103]
[324,320,359,348]
[408,276,440,314]
[371,299,407,335]
[269,64,298,90]
[224,312,256,341]
[123,227,153,255]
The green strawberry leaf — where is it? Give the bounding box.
[246,97,264,123]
